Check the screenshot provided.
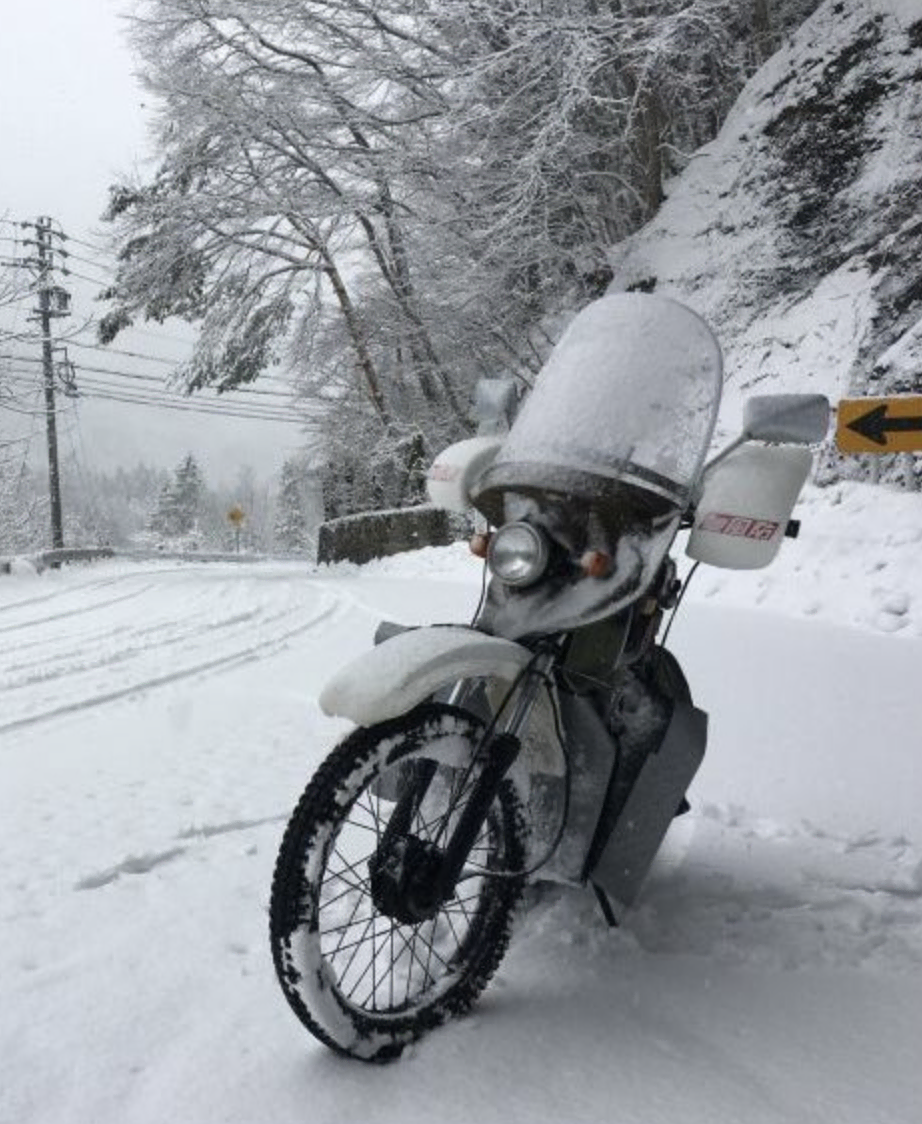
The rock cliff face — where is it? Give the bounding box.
[607,0,922,478]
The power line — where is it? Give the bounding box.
[58,229,113,257]
[3,352,297,401]
[6,365,301,422]
[22,315,298,391]
[75,378,300,419]
[73,386,305,425]
[61,266,111,288]
[105,322,195,346]
[48,338,181,366]
[0,393,79,420]
[4,372,301,425]
[59,246,114,271]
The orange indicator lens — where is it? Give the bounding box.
[581,550,612,578]
[469,532,492,558]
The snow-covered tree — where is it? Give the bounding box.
[149,453,204,540]
[0,462,47,554]
[274,458,312,552]
[101,0,824,516]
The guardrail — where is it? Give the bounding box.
[1,547,116,574]
[3,505,457,574]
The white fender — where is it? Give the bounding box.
[319,625,533,726]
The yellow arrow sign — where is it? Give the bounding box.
[837,396,922,454]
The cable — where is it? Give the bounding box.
[54,339,180,367]
[61,267,111,288]
[72,386,304,425]
[58,230,113,257]
[0,397,79,420]
[470,553,490,624]
[4,354,296,402]
[62,406,107,544]
[14,323,298,392]
[71,371,298,412]
[2,367,299,423]
[59,247,114,272]
[660,560,701,647]
[105,323,195,346]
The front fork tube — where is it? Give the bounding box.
[378,654,552,900]
[435,653,554,894]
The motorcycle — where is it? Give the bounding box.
[269,292,830,1062]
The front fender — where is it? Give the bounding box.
[318,625,533,726]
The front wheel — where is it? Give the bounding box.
[269,703,527,1061]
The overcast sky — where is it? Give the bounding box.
[0,1,304,486]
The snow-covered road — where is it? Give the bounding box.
[1,548,920,1123]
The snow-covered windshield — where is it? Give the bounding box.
[479,293,723,509]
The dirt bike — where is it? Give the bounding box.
[269,292,830,1061]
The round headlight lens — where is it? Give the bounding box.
[487,522,549,587]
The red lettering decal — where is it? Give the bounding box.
[700,512,730,533]
[726,516,753,537]
[748,520,780,541]
[699,512,781,540]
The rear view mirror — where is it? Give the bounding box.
[743,394,830,445]
[473,377,518,435]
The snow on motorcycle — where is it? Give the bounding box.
[269,292,830,1061]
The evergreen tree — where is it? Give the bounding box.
[172,454,203,535]
[149,480,179,538]
[149,453,204,539]
[274,459,310,552]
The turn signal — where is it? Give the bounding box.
[580,549,613,578]
[469,531,492,558]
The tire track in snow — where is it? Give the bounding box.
[0,584,153,636]
[0,595,343,737]
[2,603,291,688]
[0,566,188,616]
[74,814,289,891]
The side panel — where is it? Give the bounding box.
[528,692,618,886]
[318,625,532,726]
[589,700,708,923]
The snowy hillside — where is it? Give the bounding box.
[607,0,922,447]
[1,498,921,1122]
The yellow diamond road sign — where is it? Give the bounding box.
[837,396,922,454]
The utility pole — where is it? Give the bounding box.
[29,217,70,550]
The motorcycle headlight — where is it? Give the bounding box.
[487,521,550,587]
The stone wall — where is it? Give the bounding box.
[316,505,452,565]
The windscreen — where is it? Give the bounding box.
[484,293,723,506]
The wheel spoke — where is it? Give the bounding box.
[323,862,369,898]
[320,907,378,940]
[442,906,465,949]
[271,705,525,1054]
[329,843,372,880]
[319,878,369,914]
[332,911,376,987]
[344,921,392,1002]
[328,889,371,958]
[321,812,491,1004]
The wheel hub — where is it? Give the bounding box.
[369,835,446,924]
